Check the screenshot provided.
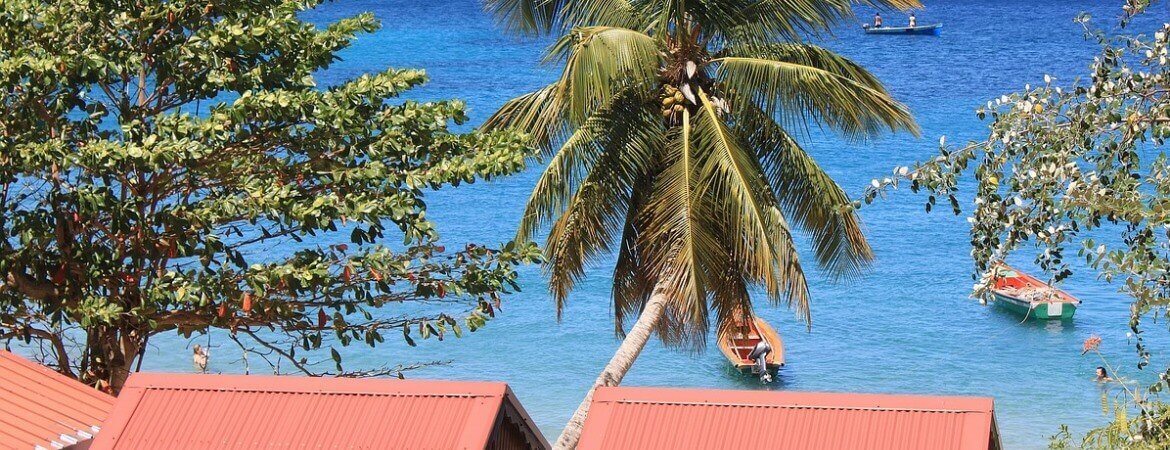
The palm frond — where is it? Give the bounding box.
[555,26,661,124]
[713,54,918,140]
[693,89,811,323]
[484,0,644,36]
[737,103,873,281]
[637,109,722,348]
[715,43,883,89]
[484,0,562,36]
[703,0,853,43]
[558,0,642,32]
[541,98,663,314]
[854,0,923,11]
[514,104,608,244]
[684,0,919,46]
[612,179,654,335]
[482,83,567,152]
[708,266,753,340]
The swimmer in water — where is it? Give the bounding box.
[1095,366,1113,382]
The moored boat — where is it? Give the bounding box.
[989,263,1080,320]
[717,313,784,374]
[862,23,941,35]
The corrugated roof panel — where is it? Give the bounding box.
[578,386,999,450]
[89,373,549,450]
[0,350,115,450]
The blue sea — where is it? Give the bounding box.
[135,1,1170,448]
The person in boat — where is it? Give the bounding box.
[908,12,917,28]
[1095,366,1113,382]
[873,13,882,28]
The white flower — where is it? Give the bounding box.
[898,166,909,176]
[939,135,946,147]
[871,179,881,188]
[1044,74,1052,84]
[1097,245,1106,254]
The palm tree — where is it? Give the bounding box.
[483,1,920,448]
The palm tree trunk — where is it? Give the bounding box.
[553,285,669,449]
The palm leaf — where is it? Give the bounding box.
[693,89,811,323]
[555,26,661,124]
[557,0,643,32]
[687,0,922,46]
[541,97,662,313]
[715,43,885,90]
[484,0,561,36]
[483,83,567,152]
[484,0,644,36]
[737,103,873,280]
[637,108,722,347]
[612,178,655,336]
[712,54,918,139]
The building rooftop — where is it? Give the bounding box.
[90,373,548,449]
[0,350,115,449]
[577,386,1001,450]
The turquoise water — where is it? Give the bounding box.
[135,1,1170,448]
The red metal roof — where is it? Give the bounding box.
[577,386,1001,450]
[89,373,549,450]
[0,350,115,449]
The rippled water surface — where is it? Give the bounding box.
[137,1,1170,447]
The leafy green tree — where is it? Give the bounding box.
[484,0,919,446]
[0,0,538,394]
[864,1,1170,447]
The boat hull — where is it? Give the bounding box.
[863,24,941,35]
[718,316,785,374]
[993,292,1077,320]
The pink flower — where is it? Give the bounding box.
[1082,335,1102,355]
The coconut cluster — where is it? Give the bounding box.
[661,85,688,123]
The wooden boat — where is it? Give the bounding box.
[717,314,784,374]
[862,23,941,35]
[989,263,1080,320]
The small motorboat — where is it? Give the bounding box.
[989,263,1080,320]
[863,23,941,36]
[717,313,784,374]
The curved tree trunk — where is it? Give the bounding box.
[553,286,669,449]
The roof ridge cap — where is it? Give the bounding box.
[611,398,989,414]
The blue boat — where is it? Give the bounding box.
[863,24,941,36]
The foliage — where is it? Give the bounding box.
[0,0,538,393]
[863,0,1170,446]
[483,0,920,346]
